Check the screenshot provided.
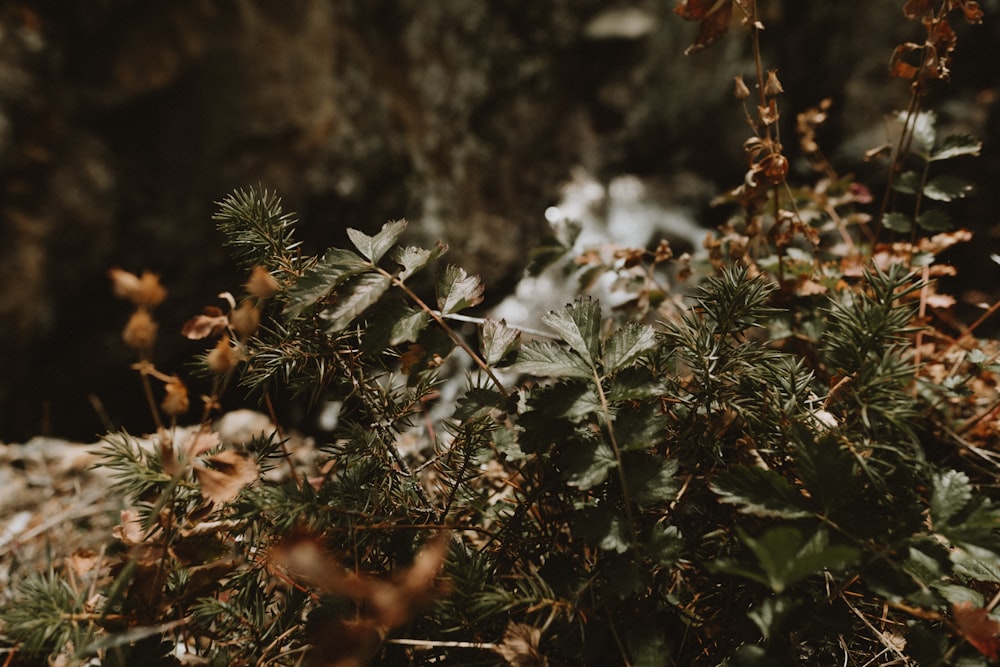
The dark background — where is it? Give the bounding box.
[1,0,997,441]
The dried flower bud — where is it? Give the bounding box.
[762,153,789,185]
[109,268,166,307]
[108,268,141,300]
[135,271,167,307]
[161,377,190,417]
[230,300,260,340]
[206,334,235,374]
[122,309,158,350]
[764,69,784,97]
[245,265,279,299]
[733,75,751,100]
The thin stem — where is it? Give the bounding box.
[264,391,303,490]
[378,267,510,399]
[593,367,641,558]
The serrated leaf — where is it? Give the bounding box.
[604,322,657,373]
[480,319,521,366]
[625,456,679,509]
[562,437,617,490]
[283,249,369,318]
[883,212,913,233]
[454,386,508,420]
[930,133,982,161]
[390,309,430,345]
[533,381,599,422]
[951,546,1000,583]
[436,264,484,314]
[393,242,446,281]
[893,170,922,195]
[615,402,668,451]
[347,219,407,263]
[319,272,392,333]
[541,297,601,368]
[574,506,630,553]
[917,208,952,232]
[923,174,973,201]
[359,299,430,356]
[747,596,798,641]
[900,110,937,158]
[722,527,858,593]
[609,366,668,400]
[644,523,683,567]
[711,466,813,519]
[932,469,974,526]
[509,340,593,379]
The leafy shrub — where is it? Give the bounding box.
[3,2,999,666]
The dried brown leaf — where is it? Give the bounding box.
[245,265,280,298]
[903,0,934,19]
[181,307,229,340]
[954,601,1000,660]
[678,0,734,54]
[185,430,221,459]
[494,622,547,667]
[368,533,449,629]
[112,509,146,546]
[194,450,259,504]
[230,300,261,340]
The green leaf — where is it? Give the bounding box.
[454,386,508,420]
[574,506,630,553]
[625,456,679,509]
[930,133,982,161]
[393,242,446,281]
[509,340,593,379]
[893,170,922,195]
[609,366,669,400]
[541,297,602,368]
[625,623,670,667]
[614,402,667,451]
[794,434,860,516]
[644,523,683,567]
[480,319,521,366]
[283,249,369,318]
[562,438,617,490]
[711,466,813,519]
[917,208,952,232]
[931,469,973,526]
[720,527,858,593]
[319,272,393,333]
[883,212,912,233]
[747,596,798,641]
[533,381,600,422]
[901,110,936,158]
[359,299,430,355]
[347,219,407,263]
[436,265,484,314]
[923,174,973,202]
[604,322,657,373]
[951,545,1000,583]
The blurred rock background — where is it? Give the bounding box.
[1,0,997,441]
